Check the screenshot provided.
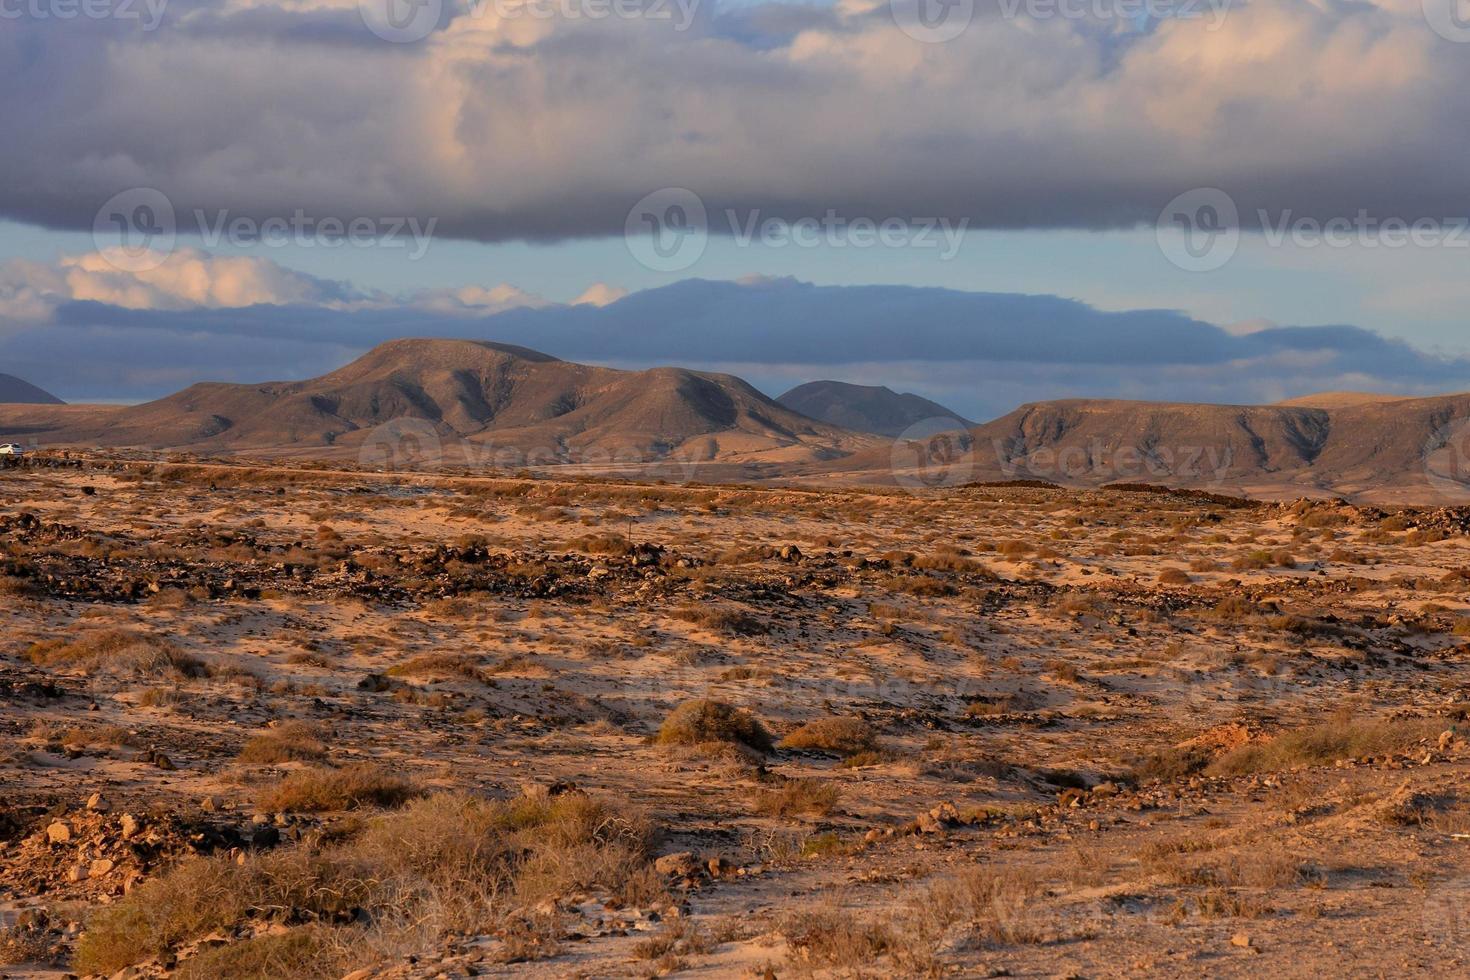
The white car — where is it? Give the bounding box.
[0,444,27,456]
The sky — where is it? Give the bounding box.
[3,0,1470,417]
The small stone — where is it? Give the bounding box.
[119,814,141,839]
[1231,932,1252,948]
[200,795,221,812]
[90,858,116,878]
[46,821,71,844]
[1439,730,1457,751]
[87,791,110,812]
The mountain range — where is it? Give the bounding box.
[0,374,63,405]
[0,340,870,468]
[5,339,1470,503]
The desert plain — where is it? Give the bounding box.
[2,453,1470,978]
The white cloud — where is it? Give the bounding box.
[572,283,628,307]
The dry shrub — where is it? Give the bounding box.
[30,721,135,749]
[753,778,841,818]
[780,908,895,971]
[1210,715,1451,776]
[237,721,328,764]
[173,927,345,980]
[76,790,660,977]
[257,763,419,812]
[780,716,877,757]
[1128,744,1214,784]
[384,653,485,680]
[781,866,1041,973]
[656,700,773,754]
[25,630,208,679]
[672,604,766,636]
[1157,567,1191,586]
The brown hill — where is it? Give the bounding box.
[776,381,972,436]
[0,373,63,404]
[1274,391,1415,409]
[0,339,870,466]
[814,393,1470,503]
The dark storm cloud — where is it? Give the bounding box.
[1,1,1468,242]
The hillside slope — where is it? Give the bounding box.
[777,381,972,436]
[0,340,870,466]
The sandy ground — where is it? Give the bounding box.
[2,454,1470,977]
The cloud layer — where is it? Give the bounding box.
[5,252,1468,417]
[2,0,1468,242]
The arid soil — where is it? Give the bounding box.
[3,454,1470,978]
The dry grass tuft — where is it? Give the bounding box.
[753,778,841,818]
[25,630,208,679]
[1209,715,1451,776]
[256,763,419,812]
[656,700,774,754]
[780,716,877,757]
[237,721,329,764]
[76,790,661,976]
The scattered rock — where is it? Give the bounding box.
[45,821,71,844]
[654,852,699,877]
[86,791,109,812]
[119,813,141,839]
